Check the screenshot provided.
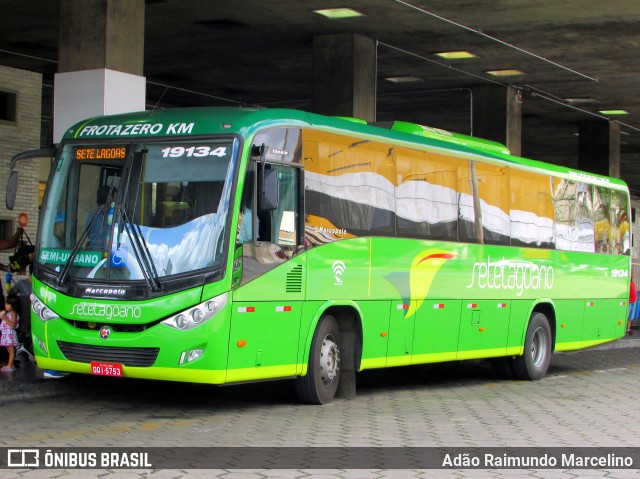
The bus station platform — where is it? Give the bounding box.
[2,329,639,403]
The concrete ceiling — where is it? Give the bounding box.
[2,1,640,194]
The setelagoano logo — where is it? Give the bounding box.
[70,301,142,320]
[466,256,554,297]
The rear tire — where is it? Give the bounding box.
[513,312,552,380]
[296,315,341,404]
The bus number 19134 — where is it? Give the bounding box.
[161,146,227,158]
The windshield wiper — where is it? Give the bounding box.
[115,206,161,291]
[57,205,107,286]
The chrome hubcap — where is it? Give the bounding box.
[319,334,339,385]
[531,326,548,368]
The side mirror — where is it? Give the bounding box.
[259,168,278,211]
[5,147,56,211]
[5,171,18,210]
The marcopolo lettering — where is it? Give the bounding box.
[466,255,554,297]
[71,301,142,320]
[84,287,126,296]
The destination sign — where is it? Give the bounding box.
[75,146,127,160]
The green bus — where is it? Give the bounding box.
[8,107,631,404]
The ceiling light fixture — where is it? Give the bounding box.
[313,7,366,19]
[564,97,599,105]
[485,69,525,77]
[598,109,628,115]
[384,76,423,83]
[435,51,477,59]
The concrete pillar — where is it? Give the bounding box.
[578,120,621,178]
[312,33,376,122]
[472,85,522,156]
[58,0,144,75]
[53,0,146,143]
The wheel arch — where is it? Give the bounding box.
[300,302,363,375]
[530,300,557,353]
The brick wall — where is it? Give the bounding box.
[0,65,42,274]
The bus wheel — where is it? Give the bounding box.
[513,312,552,380]
[296,315,341,404]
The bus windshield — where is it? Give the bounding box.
[38,139,238,281]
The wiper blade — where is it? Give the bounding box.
[57,205,107,286]
[117,206,161,291]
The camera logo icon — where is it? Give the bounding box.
[7,449,39,467]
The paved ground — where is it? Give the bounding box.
[0,334,639,478]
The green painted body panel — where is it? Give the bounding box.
[390,121,510,155]
[28,107,629,386]
[31,277,234,378]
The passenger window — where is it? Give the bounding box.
[474,162,510,245]
[592,186,610,253]
[302,130,395,241]
[608,189,630,255]
[509,169,554,248]
[552,179,594,252]
[394,147,457,241]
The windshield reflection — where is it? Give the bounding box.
[112,211,226,278]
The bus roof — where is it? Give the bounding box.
[64,106,628,191]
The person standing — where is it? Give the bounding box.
[9,264,63,377]
[11,263,34,360]
[0,293,22,371]
[628,275,637,336]
[0,276,5,365]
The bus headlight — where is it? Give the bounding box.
[175,314,188,329]
[30,295,60,322]
[191,308,204,324]
[162,292,227,330]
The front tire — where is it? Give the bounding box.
[513,312,552,380]
[296,315,341,404]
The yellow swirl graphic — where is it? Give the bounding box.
[405,249,457,318]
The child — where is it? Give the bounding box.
[0,293,22,371]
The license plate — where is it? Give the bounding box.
[90,361,123,377]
